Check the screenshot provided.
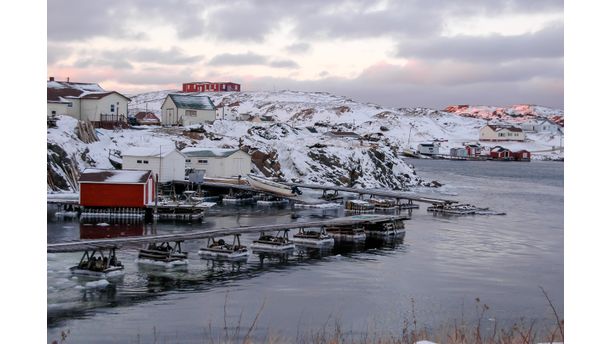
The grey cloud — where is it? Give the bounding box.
[397,22,564,62]
[47,44,73,65]
[285,42,312,54]
[109,47,204,65]
[209,52,268,66]
[268,59,300,69]
[208,52,298,68]
[73,57,134,70]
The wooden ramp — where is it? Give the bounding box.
[47,214,409,253]
[282,183,457,205]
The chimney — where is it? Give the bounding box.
[49,76,54,81]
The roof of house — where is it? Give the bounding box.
[166,94,216,110]
[418,143,436,147]
[490,146,510,152]
[47,81,130,102]
[485,125,523,132]
[181,147,243,158]
[122,146,180,158]
[79,168,152,184]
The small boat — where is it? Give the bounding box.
[247,174,301,197]
[251,230,295,251]
[325,224,367,241]
[136,241,188,267]
[364,219,406,237]
[292,227,335,246]
[198,234,249,260]
[70,247,124,278]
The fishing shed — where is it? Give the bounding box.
[78,169,155,208]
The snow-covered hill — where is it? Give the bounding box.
[47,90,563,192]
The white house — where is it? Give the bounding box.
[479,124,525,141]
[417,143,439,156]
[520,118,563,134]
[161,94,217,126]
[47,77,130,126]
[121,146,186,183]
[181,148,251,178]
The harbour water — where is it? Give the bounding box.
[47,160,563,343]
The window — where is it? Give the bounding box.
[198,159,208,164]
[67,102,72,108]
[110,104,115,112]
[185,159,191,163]
[137,160,142,163]
[143,160,149,164]
[51,110,56,115]
[186,110,197,117]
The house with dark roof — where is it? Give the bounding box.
[479,124,525,142]
[161,93,217,126]
[181,147,251,178]
[46,77,130,127]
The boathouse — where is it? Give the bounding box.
[489,146,512,160]
[181,147,251,178]
[78,169,155,208]
[512,150,531,161]
[121,146,186,183]
[450,147,468,158]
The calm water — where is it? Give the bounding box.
[47,160,563,343]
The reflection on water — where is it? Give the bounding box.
[48,161,563,343]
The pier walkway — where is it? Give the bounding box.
[47,214,409,253]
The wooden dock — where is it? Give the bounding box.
[47,214,409,253]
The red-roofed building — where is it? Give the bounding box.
[182,81,241,93]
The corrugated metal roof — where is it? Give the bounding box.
[79,169,151,184]
[168,94,216,110]
[181,147,241,158]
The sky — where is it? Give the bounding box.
[47,0,564,109]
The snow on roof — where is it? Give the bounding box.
[79,169,152,184]
[122,146,179,158]
[47,81,113,101]
[167,94,216,110]
[486,124,523,132]
[181,147,241,158]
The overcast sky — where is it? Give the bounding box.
[47,0,563,109]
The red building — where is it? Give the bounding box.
[512,150,531,161]
[489,146,512,160]
[182,81,241,93]
[79,169,155,208]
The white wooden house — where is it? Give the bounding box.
[479,124,525,141]
[121,146,186,183]
[161,94,217,126]
[47,77,130,126]
[181,148,251,178]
